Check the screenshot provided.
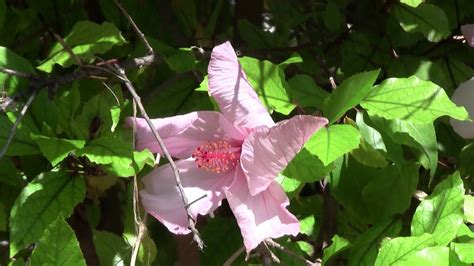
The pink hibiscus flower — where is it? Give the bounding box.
[127,41,328,252]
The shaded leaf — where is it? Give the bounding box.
[348,218,402,266]
[286,74,329,109]
[323,69,380,123]
[393,3,451,42]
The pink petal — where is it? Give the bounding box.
[240,115,328,196]
[461,24,474,47]
[208,41,275,130]
[225,168,299,253]
[125,111,246,159]
[140,158,235,234]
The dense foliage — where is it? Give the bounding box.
[0,0,474,265]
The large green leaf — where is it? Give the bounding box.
[323,69,380,123]
[306,124,361,166]
[362,163,419,222]
[276,174,303,199]
[9,171,85,256]
[30,216,86,266]
[37,21,126,72]
[374,234,437,266]
[361,76,468,123]
[0,46,35,94]
[393,3,451,42]
[348,218,402,266]
[240,56,295,114]
[322,235,350,265]
[411,172,465,245]
[32,135,85,166]
[286,74,329,109]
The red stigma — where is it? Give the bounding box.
[192,140,239,173]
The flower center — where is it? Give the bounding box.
[192,140,240,174]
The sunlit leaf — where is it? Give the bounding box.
[361,76,468,123]
[9,171,85,256]
[38,21,126,72]
[30,216,86,266]
[411,172,465,245]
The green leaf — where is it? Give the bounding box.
[323,1,345,32]
[201,217,243,265]
[283,148,334,183]
[350,140,389,167]
[348,218,402,266]
[278,53,303,69]
[306,124,361,166]
[370,116,438,177]
[93,230,130,265]
[0,115,39,156]
[451,242,474,263]
[401,246,449,265]
[400,0,423,7]
[361,76,469,123]
[393,3,451,42]
[56,84,81,137]
[289,195,322,237]
[322,235,350,265]
[77,134,133,177]
[464,195,474,224]
[374,234,437,266]
[38,21,126,72]
[323,69,380,123]
[9,171,85,256]
[152,39,196,73]
[275,174,303,199]
[0,158,23,188]
[72,88,122,140]
[240,56,295,114]
[286,74,329,109]
[362,163,419,222]
[0,47,35,94]
[32,135,85,166]
[411,172,465,245]
[30,216,86,266]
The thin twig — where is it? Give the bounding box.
[0,67,39,80]
[223,246,245,266]
[114,66,204,249]
[114,0,154,55]
[265,239,316,265]
[0,89,38,160]
[53,33,83,67]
